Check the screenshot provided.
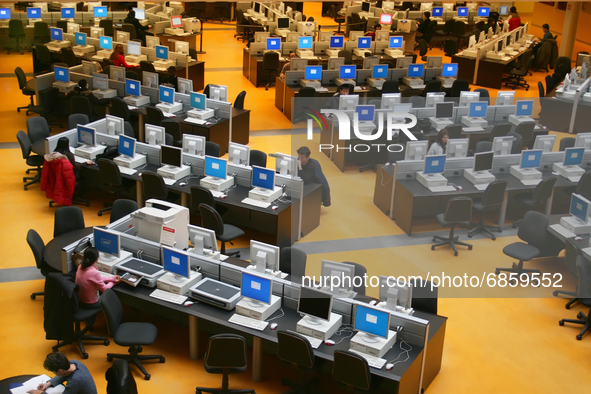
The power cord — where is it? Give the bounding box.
[266,308,285,322]
[387,338,412,367]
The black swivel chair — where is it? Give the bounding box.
[545,75,556,94]
[234,90,246,109]
[99,19,114,37]
[538,81,545,97]
[559,137,576,151]
[123,121,136,138]
[514,122,535,150]
[17,130,44,190]
[449,79,470,97]
[71,96,93,118]
[559,256,591,340]
[206,141,221,157]
[474,88,490,104]
[337,49,353,64]
[382,80,400,94]
[27,229,59,300]
[195,333,255,394]
[54,206,85,238]
[68,114,90,130]
[467,180,508,240]
[277,331,323,394]
[505,56,535,90]
[330,5,345,35]
[489,123,512,140]
[146,106,164,126]
[141,172,180,203]
[408,96,425,108]
[446,124,463,139]
[249,150,267,168]
[190,185,228,219]
[474,140,492,153]
[121,24,137,40]
[56,20,68,31]
[496,211,549,279]
[60,47,77,67]
[332,350,373,392]
[422,80,442,96]
[110,97,131,121]
[105,360,138,394]
[8,19,26,54]
[29,88,62,128]
[262,51,280,90]
[110,199,138,224]
[432,197,473,256]
[15,67,35,114]
[563,172,591,199]
[27,116,51,144]
[126,71,138,80]
[101,289,164,380]
[97,159,136,217]
[410,278,438,315]
[279,247,307,284]
[36,44,54,72]
[507,131,522,154]
[553,238,580,309]
[199,203,244,257]
[512,176,557,227]
[161,119,183,147]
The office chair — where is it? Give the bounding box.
[382,80,400,94]
[141,172,180,203]
[164,133,173,145]
[562,172,591,201]
[27,229,59,300]
[71,96,93,118]
[29,88,63,128]
[234,91,246,109]
[512,176,557,228]
[27,117,51,145]
[105,360,138,394]
[474,88,490,104]
[338,49,354,64]
[206,141,221,157]
[56,20,68,31]
[418,39,428,60]
[123,121,135,138]
[277,331,323,394]
[110,199,138,224]
[449,79,470,97]
[99,19,114,37]
[110,98,131,121]
[68,114,90,130]
[234,9,245,40]
[446,124,463,139]
[350,12,367,32]
[61,47,77,67]
[199,203,244,257]
[190,186,228,219]
[422,80,442,96]
[54,206,85,238]
[17,130,44,191]
[559,256,591,340]
[8,19,26,54]
[101,289,164,380]
[443,39,458,57]
[408,96,425,108]
[496,211,549,280]
[450,20,470,48]
[262,51,280,90]
[514,121,536,150]
[140,61,156,74]
[505,56,534,91]
[331,5,345,35]
[434,19,454,45]
[332,350,372,391]
[410,278,438,314]
[161,119,182,147]
[553,238,580,309]
[432,197,473,256]
[15,67,35,114]
[97,159,136,217]
[126,71,138,80]
[279,247,307,284]
[146,107,164,126]
[545,75,556,94]
[467,180,508,240]
[121,24,136,40]
[34,21,50,44]
[249,150,267,167]
[538,81,545,97]
[214,1,230,23]
[474,140,492,153]
[35,44,54,72]
[489,123,512,140]
[203,84,211,98]
[102,58,114,67]
[343,261,367,296]
[559,137,576,151]
[195,333,255,394]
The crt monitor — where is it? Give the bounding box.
[459,91,480,107]
[209,84,228,102]
[372,65,388,79]
[356,105,375,122]
[358,36,372,50]
[178,77,192,94]
[354,304,391,342]
[570,194,591,223]
[564,147,585,166]
[378,275,412,309]
[361,1,371,12]
[0,8,11,19]
[266,37,281,51]
[99,36,112,50]
[162,246,190,282]
[133,7,145,19]
[105,114,124,135]
[175,41,189,55]
[204,156,227,179]
[275,153,298,176]
[339,95,359,111]
[54,66,69,83]
[477,7,490,17]
[435,101,454,118]
[146,36,160,48]
[380,13,392,25]
[320,260,356,293]
[228,142,250,166]
[329,36,344,49]
[575,133,591,150]
[159,85,175,105]
[93,227,120,261]
[298,36,313,49]
[442,63,458,77]
[405,141,428,160]
[473,151,494,172]
[75,32,87,46]
[363,56,379,70]
[432,7,443,17]
[171,15,183,28]
[305,66,322,81]
[110,66,125,82]
[499,5,509,16]
[492,136,514,156]
[254,32,270,43]
[126,79,141,97]
[496,91,515,106]
[339,65,356,80]
[77,125,95,146]
[516,100,534,117]
[381,93,402,110]
[424,154,446,175]
[252,165,275,190]
[532,135,556,153]
[426,56,443,68]
[469,101,488,118]
[145,124,165,145]
[327,57,345,71]
[291,58,308,72]
[277,17,289,29]
[50,27,63,41]
[396,57,413,69]
[250,240,280,272]
[389,36,403,49]
[127,41,141,56]
[190,92,206,110]
[143,71,159,88]
[446,138,469,158]
[241,271,272,307]
[188,225,218,254]
[116,31,130,43]
[118,135,136,158]
[27,7,41,19]
[457,7,468,17]
[156,45,169,60]
[94,6,107,18]
[426,92,445,107]
[407,64,424,78]
[182,134,206,156]
[92,73,108,90]
[160,145,182,168]
[519,149,543,169]
[298,286,333,324]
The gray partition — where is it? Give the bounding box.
[136,141,161,165]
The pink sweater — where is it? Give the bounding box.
[75,265,118,304]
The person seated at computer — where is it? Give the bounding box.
[54,137,94,176]
[297,146,331,207]
[326,84,352,110]
[124,9,151,44]
[279,53,297,78]
[534,23,553,44]
[76,247,120,311]
[365,23,381,41]
[483,17,497,35]
[507,6,521,31]
[72,79,110,107]
[109,44,139,70]
[427,129,449,155]
[416,11,431,37]
[162,66,178,90]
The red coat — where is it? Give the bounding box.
[508,17,521,32]
[41,152,76,206]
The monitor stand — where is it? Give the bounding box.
[248,186,282,203]
[429,117,454,130]
[509,166,542,181]
[157,270,202,296]
[113,153,147,169]
[235,294,281,320]
[74,144,106,160]
[95,250,132,274]
[464,169,495,185]
[157,164,191,181]
[416,172,447,188]
[200,175,235,192]
[350,330,397,358]
[553,163,585,182]
[560,216,591,235]
[296,312,342,342]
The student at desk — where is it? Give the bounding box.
[416,11,431,37]
[297,146,331,206]
[110,44,138,70]
[427,129,449,155]
[279,53,297,78]
[366,23,381,41]
[124,9,150,44]
[27,352,97,394]
[72,80,111,107]
[76,247,120,311]
[326,84,352,110]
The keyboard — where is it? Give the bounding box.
[428,185,456,193]
[228,313,269,331]
[163,178,177,185]
[117,166,137,175]
[149,288,187,305]
[287,330,322,348]
[348,349,387,369]
[184,117,206,125]
[549,224,576,240]
[74,155,87,163]
[521,179,541,186]
[474,183,489,191]
[241,198,271,208]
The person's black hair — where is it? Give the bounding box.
[167,66,176,75]
[488,17,495,24]
[43,352,70,373]
[424,11,430,18]
[435,129,449,146]
[297,146,311,157]
[510,6,517,13]
[127,10,136,18]
[339,84,351,93]
[374,22,381,28]
[78,79,88,90]
[542,23,549,30]
[54,137,70,155]
[81,247,99,269]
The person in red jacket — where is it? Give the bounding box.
[109,44,138,70]
[508,7,521,31]
[40,151,76,206]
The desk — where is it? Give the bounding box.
[452,48,530,89]
[243,49,289,87]
[44,227,94,273]
[0,375,40,393]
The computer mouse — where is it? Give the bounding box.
[270,323,278,330]
[575,236,583,241]
[184,301,193,307]
[385,363,394,371]
[369,300,377,306]
[206,122,211,126]
[271,205,278,211]
[179,182,187,187]
[138,173,142,177]
[456,186,463,191]
[220,194,227,199]
[325,340,335,346]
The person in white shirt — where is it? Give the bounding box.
[427,129,449,155]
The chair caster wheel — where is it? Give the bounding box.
[566,304,571,309]
[432,237,436,242]
[498,229,502,233]
[98,212,102,216]
[495,269,500,275]
[559,320,564,326]
[31,294,35,300]
[17,108,20,112]
[577,312,585,319]
[468,245,473,250]
[137,346,143,352]
[104,340,110,346]
[467,234,473,238]
[160,357,165,363]
[24,186,28,191]
[107,356,113,362]
[454,251,458,256]
[577,334,582,340]
[82,353,88,359]
[491,236,496,240]
[144,374,151,380]
[431,245,435,250]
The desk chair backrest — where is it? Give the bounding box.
[277,331,314,369]
[54,206,85,237]
[444,39,458,57]
[68,114,90,130]
[424,21,438,43]
[141,172,168,200]
[15,67,28,90]
[576,172,591,195]
[298,87,316,97]
[338,49,353,64]
[410,278,438,314]
[27,229,46,272]
[409,95,425,108]
[490,123,511,140]
[545,75,555,93]
[204,333,248,371]
[34,21,50,41]
[559,137,575,151]
[105,359,138,394]
[205,141,221,158]
[126,71,138,80]
[576,256,591,298]
[101,288,123,336]
[199,203,224,237]
[531,176,557,204]
[110,98,131,121]
[418,39,428,57]
[146,107,164,126]
[234,90,246,109]
[444,197,472,223]
[17,130,33,160]
[249,150,267,167]
[71,96,93,118]
[422,80,442,96]
[507,131,522,154]
[123,121,135,138]
[110,199,138,224]
[98,159,123,187]
[121,24,136,40]
[56,20,68,31]
[565,238,579,280]
[140,61,155,73]
[161,119,182,144]
[474,140,492,153]
[538,81,545,97]
[447,124,462,139]
[517,211,549,250]
[9,19,25,37]
[451,20,467,36]
[99,19,114,37]
[474,88,489,103]
[481,180,507,208]
[332,350,371,390]
[382,80,400,94]
[27,117,51,144]
[61,47,77,67]
[190,186,216,213]
[279,247,307,283]
[449,79,470,97]
[35,44,52,64]
[262,51,280,71]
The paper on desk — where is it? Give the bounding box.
[11,375,65,394]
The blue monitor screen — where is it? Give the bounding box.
[27,7,41,19]
[94,6,107,18]
[159,85,174,104]
[266,37,281,51]
[191,92,206,110]
[205,156,227,179]
[408,64,424,78]
[478,7,490,17]
[520,150,542,169]
[50,28,63,41]
[162,246,190,279]
[516,100,534,116]
[432,7,443,17]
[424,154,446,174]
[94,227,119,258]
[305,66,322,81]
[571,194,590,223]
[469,101,487,117]
[77,125,95,146]
[156,45,168,60]
[100,36,112,50]
[389,36,403,49]
[356,105,375,121]
[75,32,87,46]
[126,79,140,96]
[252,165,275,190]
[442,63,458,77]
[54,66,69,83]
[339,65,356,79]
[118,135,135,158]
[0,8,11,19]
[61,8,74,18]
[373,65,388,79]
[298,36,313,49]
[457,7,468,17]
[241,271,272,304]
[354,304,390,339]
[358,37,372,49]
[329,36,344,49]
[564,147,585,166]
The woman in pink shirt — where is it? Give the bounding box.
[75,247,120,309]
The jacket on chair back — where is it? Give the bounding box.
[41,152,76,206]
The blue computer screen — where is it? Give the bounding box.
[54,66,69,83]
[126,79,140,96]
[162,246,190,279]
[457,7,468,17]
[571,194,590,223]
[205,156,227,179]
[241,271,272,304]
[373,65,388,79]
[408,64,424,78]
[27,7,41,19]
[94,6,107,18]
[339,65,356,79]
[478,7,490,17]
[432,7,443,17]
[252,165,275,190]
[516,100,534,116]
[356,105,375,122]
[78,125,95,146]
[0,8,11,19]
[62,8,74,18]
[389,36,403,49]
[305,66,322,81]
[329,36,344,49]
[159,85,175,104]
[564,147,585,166]
[75,32,86,46]
[191,92,206,110]
[298,36,313,49]
[424,154,446,174]
[100,36,112,50]
[266,37,281,51]
[442,63,458,77]
[469,101,488,117]
[520,150,542,169]
[156,45,168,60]
[358,37,372,49]
[94,227,119,258]
[118,135,135,158]
[354,304,390,339]
[50,28,63,41]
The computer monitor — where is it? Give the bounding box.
[277,17,289,29]
[496,39,504,53]
[298,36,313,50]
[564,147,585,167]
[407,64,424,78]
[94,6,107,18]
[339,95,359,111]
[305,66,322,80]
[496,91,515,106]
[182,134,206,156]
[286,32,300,43]
[318,31,332,42]
[77,125,95,147]
[190,92,207,110]
[127,41,141,56]
[378,275,412,309]
[159,85,175,105]
[389,36,403,49]
[254,31,270,43]
[469,101,487,118]
[329,36,344,49]
[241,271,272,308]
[358,36,372,50]
[339,65,356,80]
[105,114,124,136]
[87,1,101,11]
[54,66,69,83]
[361,1,371,12]
[118,135,136,158]
[477,31,485,43]
[354,304,391,342]
[435,101,454,118]
[320,260,356,294]
[499,5,509,16]
[145,124,165,146]
[209,84,229,102]
[356,105,375,122]
[492,136,514,156]
[27,7,41,20]
[425,92,444,108]
[297,286,333,324]
[375,30,390,41]
[116,31,130,43]
[142,71,159,88]
[50,27,63,42]
[161,145,182,168]
[156,45,169,60]
[176,77,192,95]
[446,138,469,158]
[424,154,446,174]
[404,140,429,160]
[363,56,379,70]
[532,135,556,153]
[327,57,345,71]
[473,151,494,173]
[90,27,104,39]
[99,36,112,50]
[426,56,443,68]
[110,66,125,82]
[570,194,591,223]
[291,58,308,72]
[440,63,458,78]
[171,15,183,28]
[575,133,591,151]
[477,7,490,17]
[266,37,281,51]
[92,72,108,91]
[93,227,120,261]
[252,165,275,191]
[146,36,160,48]
[274,152,298,176]
[459,91,480,107]
[372,65,388,79]
[432,7,443,17]
[396,57,413,69]
[380,13,392,25]
[516,100,534,117]
[519,149,543,169]
[162,246,190,282]
[205,156,227,179]
[133,7,145,20]
[188,224,218,254]
[250,240,280,272]
[228,142,250,166]
[457,7,469,17]
[0,8,11,19]
[381,93,401,110]
[75,32,87,46]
